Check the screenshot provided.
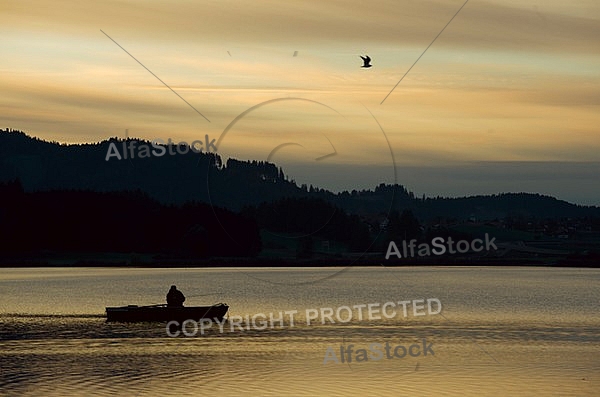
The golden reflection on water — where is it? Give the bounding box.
[1,318,598,396]
[0,267,598,396]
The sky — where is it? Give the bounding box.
[2,0,600,205]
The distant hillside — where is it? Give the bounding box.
[1,129,599,221]
[407,192,600,221]
[0,129,305,208]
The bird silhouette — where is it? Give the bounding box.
[360,55,372,68]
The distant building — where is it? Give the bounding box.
[380,218,389,231]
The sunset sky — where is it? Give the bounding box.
[2,0,599,204]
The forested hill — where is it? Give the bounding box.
[0,180,261,257]
[1,129,599,221]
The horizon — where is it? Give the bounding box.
[2,127,598,207]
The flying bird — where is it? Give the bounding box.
[360,55,372,68]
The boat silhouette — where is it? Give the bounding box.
[105,303,229,322]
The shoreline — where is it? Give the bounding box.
[1,256,598,268]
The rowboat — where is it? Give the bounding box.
[105,303,229,322]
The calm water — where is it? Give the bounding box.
[1,266,598,396]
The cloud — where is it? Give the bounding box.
[3,0,599,52]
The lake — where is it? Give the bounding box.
[1,266,598,396]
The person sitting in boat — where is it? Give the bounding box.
[166,285,186,307]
